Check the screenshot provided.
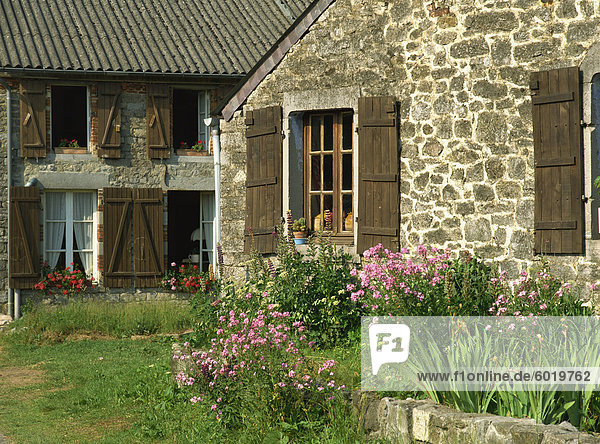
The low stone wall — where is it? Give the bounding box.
[352,392,599,443]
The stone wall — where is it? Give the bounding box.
[352,391,599,443]
[220,0,600,285]
[0,79,233,313]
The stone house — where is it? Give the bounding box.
[216,0,600,285]
[0,0,311,315]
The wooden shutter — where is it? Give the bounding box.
[103,188,133,287]
[146,84,171,159]
[9,186,40,288]
[133,188,164,287]
[97,83,122,158]
[357,96,400,254]
[531,67,583,254]
[244,106,282,254]
[20,80,47,158]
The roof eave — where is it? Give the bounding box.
[215,0,336,121]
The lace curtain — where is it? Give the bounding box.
[202,194,215,266]
[73,193,94,274]
[46,193,65,268]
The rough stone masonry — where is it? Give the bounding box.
[220,0,600,288]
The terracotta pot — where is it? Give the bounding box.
[293,231,307,239]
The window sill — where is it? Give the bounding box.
[54,147,88,154]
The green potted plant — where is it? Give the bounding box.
[292,217,308,244]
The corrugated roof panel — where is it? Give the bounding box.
[0,0,313,75]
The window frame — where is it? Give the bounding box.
[303,110,354,239]
[49,84,91,153]
[198,192,215,272]
[172,87,211,155]
[43,190,98,279]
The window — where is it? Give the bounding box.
[51,86,89,151]
[167,191,215,272]
[304,111,354,235]
[44,191,96,276]
[173,89,210,151]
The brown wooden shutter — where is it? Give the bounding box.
[357,96,400,254]
[531,67,583,254]
[97,83,122,158]
[9,186,40,288]
[20,80,47,158]
[244,106,282,254]
[133,188,164,287]
[103,188,133,287]
[146,84,171,159]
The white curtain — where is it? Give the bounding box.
[73,193,94,274]
[202,194,215,266]
[46,193,65,268]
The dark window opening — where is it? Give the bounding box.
[51,86,87,148]
[173,89,198,149]
[167,191,215,272]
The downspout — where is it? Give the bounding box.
[0,78,13,319]
[205,117,221,276]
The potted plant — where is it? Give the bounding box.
[292,217,308,245]
[191,139,207,153]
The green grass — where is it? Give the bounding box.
[0,301,368,443]
[8,300,195,343]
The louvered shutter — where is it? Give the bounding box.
[357,96,400,254]
[9,187,40,288]
[20,80,47,158]
[531,67,583,254]
[146,84,171,159]
[97,83,122,158]
[133,188,164,287]
[244,106,282,254]
[103,188,133,287]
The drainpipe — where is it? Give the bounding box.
[0,78,12,319]
[205,117,221,276]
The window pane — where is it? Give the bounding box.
[73,223,93,250]
[73,251,92,274]
[323,195,333,231]
[323,115,333,151]
[310,195,321,230]
[46,221,66,269]
[342,194,353,231]
[201,193,215,222]
[323,154,333,191]
[73,192,95,221]
[311,116,321,152]
[342,112,353,150]
[310,156,321,191]
[46,193,66,220]
[342,153,353,191]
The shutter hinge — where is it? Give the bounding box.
[582,120,595,128]
[281,130,285,140]
[582,195,589,203]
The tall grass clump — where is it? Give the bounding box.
[8,300,194,343]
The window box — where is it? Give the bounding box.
[54,147,88,155]
[175,149,210,157]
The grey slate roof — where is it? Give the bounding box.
[0,0,313,76]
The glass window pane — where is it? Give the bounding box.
[73,192,95,221]
[342,153,352,191]
[46,193,66,220]
[310,195,321,230]
[323,115,333,151]
[323,154,333,191]
[311,156,321,191]
[201,193,215,221]
[342,112,353,150]
[342,194,353,231]
[311,116,321,152]
[323,195,333,231]
[73,222,93,250]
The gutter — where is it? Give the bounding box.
[205,118,221,276]
[0,78,13,319]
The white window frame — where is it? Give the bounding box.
[43,191,98,279]
[198,192,215,272]
[197,90,210,146]
[49,85,91,151]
